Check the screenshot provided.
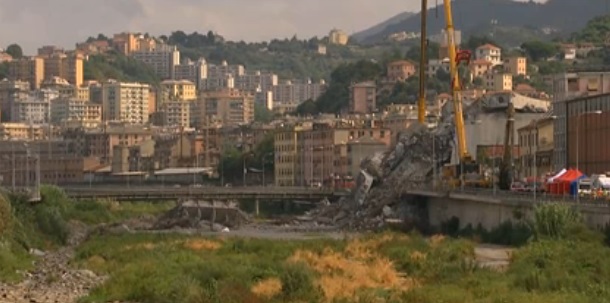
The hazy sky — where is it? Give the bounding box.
[0,0,546,54]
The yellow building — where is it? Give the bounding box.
[504,57,527,77]
[58,85,90,101]
[8,57,45,89]
[485,73,513,92]
[194,88,254,127]
[518,117,554,178]
[159,80,197,102]
[274,125,304,187]
[0,123,46,140]
[329,29,349,45]
[43,53,84,87]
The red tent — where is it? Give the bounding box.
[553,169,583,195]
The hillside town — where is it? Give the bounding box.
[0,24,608,199]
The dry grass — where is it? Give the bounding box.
[429,234,446,247]
[288,237,418,302]
[123,242,156,251]
[183,239,222,251]
[410,251,427,262]
[251,278,282,299]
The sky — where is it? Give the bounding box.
[0,0,546,54]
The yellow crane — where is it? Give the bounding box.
[443,0,472,163]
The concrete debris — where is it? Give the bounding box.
[153,200,250,231]
[305,121,455,231]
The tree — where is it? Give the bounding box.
[295,99,318,116]
[473,77,484,86]
[521,41,558,62]
[405,41,440,62]
[5,44,23,59]
[254,103,273,123]
[464,36,500,51]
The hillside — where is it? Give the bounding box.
[351,12,415,43]
[358,0,609,45]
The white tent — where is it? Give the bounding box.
[547,169,567,184]
[593,175,610,189]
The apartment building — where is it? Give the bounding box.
[50,97,102,125]
[475,44,502,66]
[202,61,244,90]
[37,45,64,57]
[102,81,150,124]
[347,137,388,178]
[469,60,493,79]
[328,29,349,45]
[0,79,29,122]
[157,80,197,127]
[0,52,12,63]
[504,57,527,76]
[131,44,180,79]
[193,88,254,127]
[427,59,450,78]
[274,123,307,186]
[484,73,513,92]
[387,60,416,82]
[43,53,84,87]
[0,123,46,140]
[64,124,153,164]
[112,33,157,55]
[235,71,278,92]
[349,81,377,114]
[431,29,462,59]
[271,81,298,104]
[174,58,208,89]
[10,89,58,124]
[518,117,554,179]
[8,57,45,89]
[57,85,90,101]
[271,79,326,104]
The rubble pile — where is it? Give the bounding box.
[153,200,251,231]
[307,121,456,230]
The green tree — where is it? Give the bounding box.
[572,15,610,43]
[0,62,9,79]
[313,60,383,113]
[295,99,318,116]
[5,44,23,59]
[473,77,484,87]
[464,35,500,51]
[254,103,273,123]
[521,41,558,62]
[405,41,440,62]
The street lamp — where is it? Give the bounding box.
[533,115,557,202]
[576,110,602,204]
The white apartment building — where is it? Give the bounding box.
[271,79,327,104]
[235,71,278,92]
[202,61,244,90]
[174,58,208,89]
[132,44,180,79]
[11,98,50,124]
[475,44,502,66]
[50,97,102,124]
[102,81,150,124]
[0,79,29,122]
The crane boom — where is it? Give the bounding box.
[417,0,428,123]
[443,0,471,162]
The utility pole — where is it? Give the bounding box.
[418,0,428,123]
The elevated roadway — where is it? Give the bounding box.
[63,185,348,201]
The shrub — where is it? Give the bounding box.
[279,262,321,301]
[532,204,582,241]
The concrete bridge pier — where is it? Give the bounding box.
[255,198,260,217]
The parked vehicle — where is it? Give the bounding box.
[510,182,526,192]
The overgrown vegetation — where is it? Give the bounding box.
[83,51,161,84]
[0,186,174,282]
[73,204,610,303]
